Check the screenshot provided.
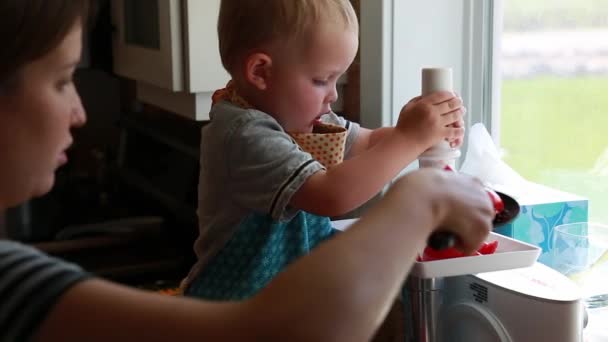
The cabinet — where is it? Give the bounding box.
[111,0,229,120]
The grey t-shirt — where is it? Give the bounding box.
[0,240,89,341]
[184,101,359,285]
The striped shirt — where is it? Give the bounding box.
[0,240,89,341]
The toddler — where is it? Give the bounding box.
[182,0,465,300]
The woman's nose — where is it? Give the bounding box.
[71,94,87,127]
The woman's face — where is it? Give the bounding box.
[0,22,86,208]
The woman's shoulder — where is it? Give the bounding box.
[0,239,89,341]
[0,240,89,277]
[0,239,33,254]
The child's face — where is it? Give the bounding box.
[265,27,358,133]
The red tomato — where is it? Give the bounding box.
[419,241,499,261]
[478,240,499,255]
[486,188,505,213]
[421,246,465,261]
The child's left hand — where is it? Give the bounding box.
[448,117,466,148]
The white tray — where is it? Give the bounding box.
[332,219,541,279]
[411,232,541,278]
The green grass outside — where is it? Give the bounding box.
[505,0,608,31]
[501,76,608,224]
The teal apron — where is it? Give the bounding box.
[185,211,337,300]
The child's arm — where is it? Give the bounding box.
[291,91,464,217]
[347,127,394,157]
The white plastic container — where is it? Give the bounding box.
[332,219,542,279]
[411,232,541,279]
[418,142,461,169]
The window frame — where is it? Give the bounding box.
[360,0,504,161]
[464,0,504,146]
[359,0,394,129]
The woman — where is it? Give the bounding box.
[0,1,494,341]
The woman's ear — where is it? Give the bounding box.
[243,52,272,90]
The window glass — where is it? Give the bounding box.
[500,0,608,224]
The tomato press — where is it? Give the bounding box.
[404,190,585,341]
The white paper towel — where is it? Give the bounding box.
[459,123,527,191]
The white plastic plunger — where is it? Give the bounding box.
[419,67,461,169]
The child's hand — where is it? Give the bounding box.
[448,115,466,148]
[395,91,465,150]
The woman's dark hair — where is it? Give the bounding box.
[0,0,92,91]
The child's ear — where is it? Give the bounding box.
[244,52,272,90]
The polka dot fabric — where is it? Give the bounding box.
[289,123,347,169]
[211,81,251,109]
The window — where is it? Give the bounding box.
[498,0,608,225]
[359,1,607,333]
[359,1,607,224]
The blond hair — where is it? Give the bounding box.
[218,0,358,75]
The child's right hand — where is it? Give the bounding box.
[395,91,465,151]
